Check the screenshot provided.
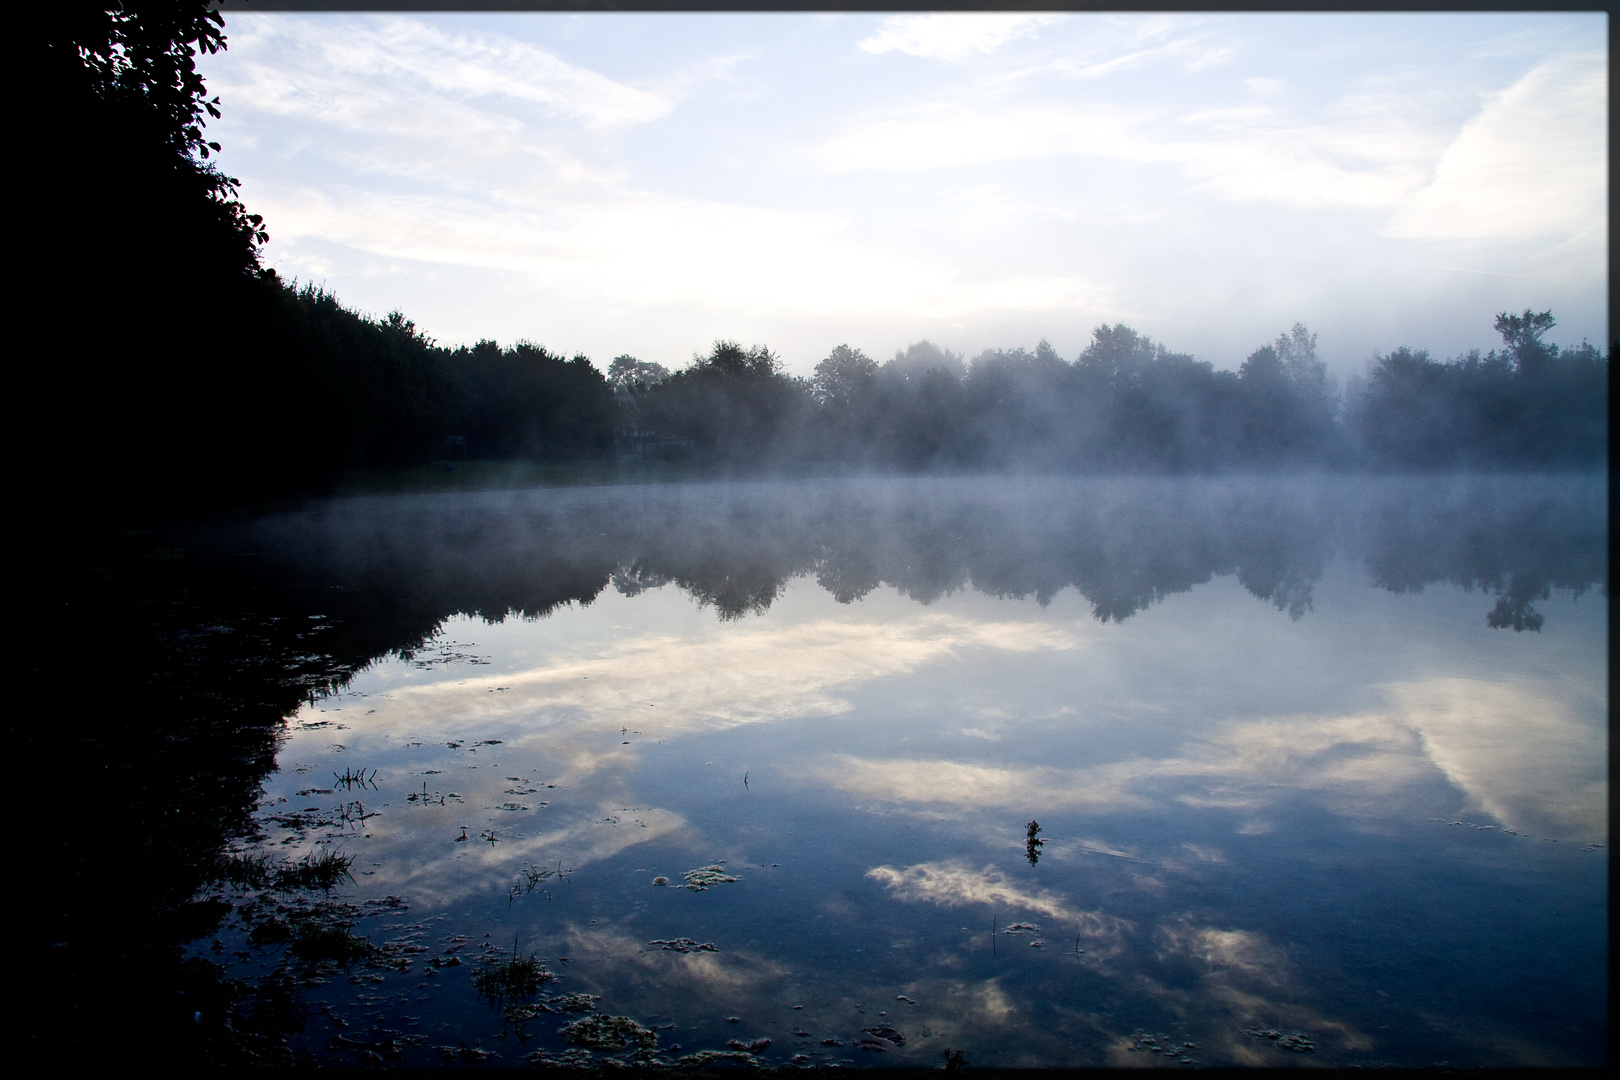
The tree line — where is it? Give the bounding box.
[617,313,1606,472]
[28,4,1607,519]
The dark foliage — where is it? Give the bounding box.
[636,341,810,462]
[1354,311,1608,469]
[445,340,616,459]
[26,4,617,519]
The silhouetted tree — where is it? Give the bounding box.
[1356,311,1607,469]
[639,341,810,463]
[1236,324,1339,465]
[446,341,616,459]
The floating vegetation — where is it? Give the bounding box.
[335,800,377,829]
[726,1037,771,1052]
[1131,1031,1200,1061]
[559,1013,658,1052]
[503,999,550,1040]
[248,916,292,946]
[1000,922,1040,936]
[1025,820,1045,865]
[472,938,554,1003]
[333,767,377,790]
[648,938,717,953]
[1244,1026,1314,1053]
[677,1049,756,1068]
[290,922,374,967]
[214,848,355,893]
[862,1025,905,1048]
[547,993,600,1013]
[507,861,565,906]
[276,848,356,893]
[682,863,739,890]
[436,1043,495,1063]
[215,851,277,889]
[528,1047,596,1069]
[406,781,461,806]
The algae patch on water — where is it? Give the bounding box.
[648,938,717,953]
[559,1013,658,1052]
[682,863,739,890]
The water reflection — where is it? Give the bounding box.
[31,475,1606,1068]
[214,475,1603,635]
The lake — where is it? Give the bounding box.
[39,476,1606,1068]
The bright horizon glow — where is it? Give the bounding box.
[199,11,1607,379]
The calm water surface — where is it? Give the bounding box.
[185,477,1606,1068]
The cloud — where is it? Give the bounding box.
[806,94,1441,217]
[334,609,1087,741]
[815,675,1607,838]
[336,798,688,908]
[1157,922,1290,985]
[1384,51,1607,242]
[1389,677,1607,836]
[815,708,1435,820]
[250,185,1114,321]
[866,860,1128,945]
[218,15,671,135]
[807,99,1152,174]
[806,47,1604,245]
[858,14,1062,61]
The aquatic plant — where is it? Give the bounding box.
[472,938,553,1002]
[333,767,377,790]
[273,848,355,894]
[1025,820,1045,865]
[214,848,355,893]
[289,921,373,967]
[214,851,276,889]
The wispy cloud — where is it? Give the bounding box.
[867,860,1129,948]
[1385,51,1607,241]
[331,608,1086,740]
[816,676,1607,838]
[252,184,1114,321]
[807,43,1604,244]
[219,15,671,134]
[858,13,1063,61]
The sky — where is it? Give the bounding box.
[198,11,1608,380]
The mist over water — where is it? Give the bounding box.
[215,474,1604,634]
